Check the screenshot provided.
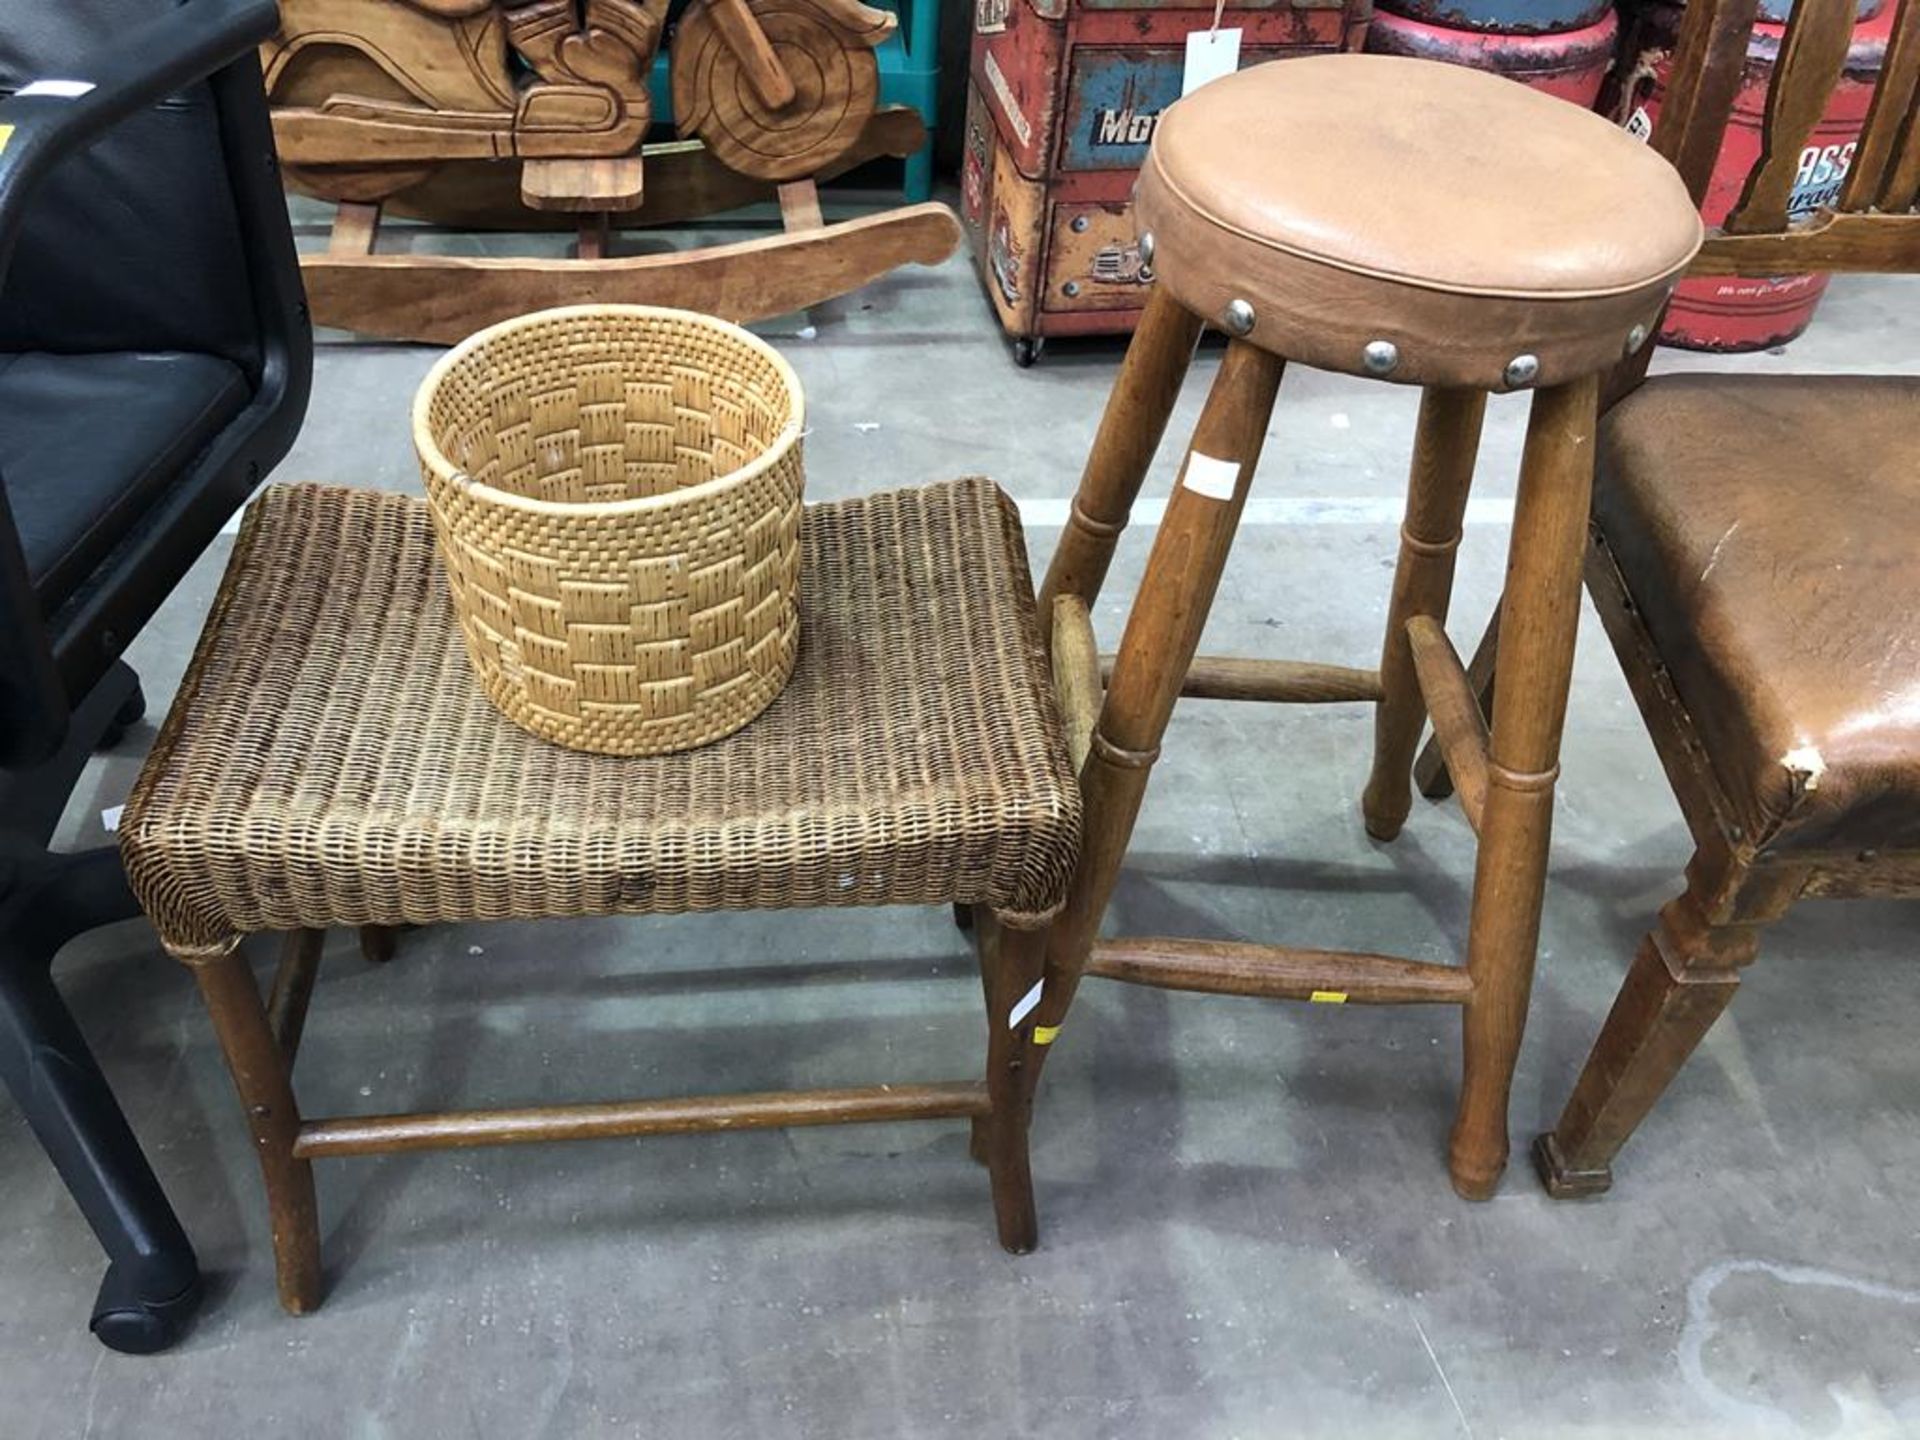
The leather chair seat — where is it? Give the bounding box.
[1134,56,1702,390]
[1595,373,1920,854]
[0,350,248,612]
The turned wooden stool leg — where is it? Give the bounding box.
[977,913,1050,1252]
[1535,856,1806,1196]
[1037,340,1287,1035]
[1448,375,1597,1200]
[1037,287,1205,623]
[1363,387,1487,840]
[191,943,323,1314]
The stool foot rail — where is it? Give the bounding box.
[293,1081,991,1158]
[1407,615,1491,834]
[1089,937,1472,1005]
[1099,654,1383,705]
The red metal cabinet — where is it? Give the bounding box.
[962,0,1371,361]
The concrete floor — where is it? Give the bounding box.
[4,205,1919,1438]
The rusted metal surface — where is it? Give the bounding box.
[1624,3,1894,349]
[1365,8,1619,103]
[961,0,1369,348]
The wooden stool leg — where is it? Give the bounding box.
[1037,340,1287,1039]
[191,944,323,1314]
[977,913,1049,1252]
[1535,856,1804,1196]
[1037,286,1205,623]
[1362,387,1487,840]
[1448,375,1597,1200]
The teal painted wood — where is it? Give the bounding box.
[1374,0,1613,36]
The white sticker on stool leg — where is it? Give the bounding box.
[1181,452,1242,501]
[1008,979,1044,1029]
[18,80,95,98]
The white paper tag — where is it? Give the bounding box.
[1183,28,1241,97]
[19,79,95,99]
[1624,106,1654,143]
[1008,979,1044,1029]
[101,804,124,833]
[1180,451,1241,500]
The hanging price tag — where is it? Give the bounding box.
[1182,27,1241,96]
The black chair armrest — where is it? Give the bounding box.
[0,0,285,770]
[0,0,280,282]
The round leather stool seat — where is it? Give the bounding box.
[1135,55,1703,391]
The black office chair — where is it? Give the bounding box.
[0,0,309,1353]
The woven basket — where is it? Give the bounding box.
[413,305,805,756]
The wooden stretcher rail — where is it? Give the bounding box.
[1406,615,1489,834]
[1098,654,1384,704]
[293,1081,992,1158]
[1692,211,1920,275]
[1051,596,1101,772]
[1088,937,1473,1005]
[267,928,323,1062]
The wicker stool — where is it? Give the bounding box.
[1030,56,1702,1198]
[121,477,1079,1314]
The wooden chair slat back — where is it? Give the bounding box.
[1841,0,1920,208]
[1656,0,1767,205]
[1723,0,1859,233]
[1662,0,1920,277]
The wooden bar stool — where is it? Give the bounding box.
[1031,55,1704,1198]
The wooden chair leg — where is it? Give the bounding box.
[977,913,1049,1252]
[1036,286,1204,625]
[190,944,323,1315]
[1362,387,1487,840]
[1448,376,1597,1200]
[1416,597,1501,801]
[1535,855,1806,1196]
[1036,340,1287,1040]
[358,925,397,964]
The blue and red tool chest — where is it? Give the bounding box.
[962,0,1372,359]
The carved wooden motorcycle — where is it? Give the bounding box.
[263,0,960,342]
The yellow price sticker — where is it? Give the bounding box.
[0,125,14,156]
[1032,1024,1061,1045]
[1310,990,1349,1004]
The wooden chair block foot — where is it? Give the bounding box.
[1532,1132,1613,1199]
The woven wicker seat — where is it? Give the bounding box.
[122,475,1080,1314]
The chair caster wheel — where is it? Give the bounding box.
[952,902,974,932]
[1012,337,1044,368]
[96,684,147,751]
[90,1261,201,1355]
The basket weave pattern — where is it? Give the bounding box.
[415,307,805,756]
[120,478,1083,955]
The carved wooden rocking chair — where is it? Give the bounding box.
[263,0,960,341]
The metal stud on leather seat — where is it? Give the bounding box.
[1027,52,1703,1199]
